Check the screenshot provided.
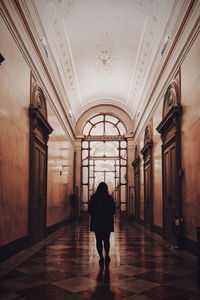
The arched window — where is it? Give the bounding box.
[81,114,128,212]
[83,114,126,136]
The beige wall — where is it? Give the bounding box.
[139,137,144,221]
[47,104,74,227]
[0,15,75,247]
[181,34,200,241]
[0,15,30,246]
[152,102,163,228]
[133,32,200,244]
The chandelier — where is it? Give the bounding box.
[95,32,116,79]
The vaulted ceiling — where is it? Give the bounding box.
[28,0,186,121]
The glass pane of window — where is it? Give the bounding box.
[117,122,126,135]
[105,115,118,124]
[95,160,115,171]
[104,142,116,156]
[90,141,104,156]
[105,172,115,194]
[121,159,127,166]
[82,185,88,204]
[94,173,105,189]
[120,141,127,148]
[90,115,104,124]
[120,149,127,159]
[105,141,119,156]
[82,150,88,160]
[90,123,104,135]
[82,159,88,166]
[105,122,119,135]
[120,185,126,203]
[83,123,92,135]
[82,167,88,183]
[82,141,88,148]
[121,167,127,183]
[89,178,94,188]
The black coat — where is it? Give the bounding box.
[88,193,116,232]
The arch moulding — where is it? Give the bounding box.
[75,104,134,137]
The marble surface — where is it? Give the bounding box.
[0,215,199,299]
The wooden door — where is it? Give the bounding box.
[141,135,153,229]
[29,83,53,244]
[132,155,140,222]
[163,140,178,245]
[156,95,182,246]
[31,140,47,242]
[134,163,140,221]
[144,159,152,228]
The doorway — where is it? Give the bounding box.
[132,145,140,221]
[29,82,53,244]
[141,125,153,229]
[157,80,182,246]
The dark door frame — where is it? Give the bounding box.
[132,152,140,222]
[29,82,53,244]
[141,136,153,229]
[157,104,182,245]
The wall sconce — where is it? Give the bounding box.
[0,53,5,65]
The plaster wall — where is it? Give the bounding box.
[47,104,74,227]
[152,101,163,228]
[181,33,200,241]
[0,15,30,246]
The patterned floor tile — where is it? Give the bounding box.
[135,270,178,283]
[142,285,198,300]
[16,265,57,275]
[0,216,199,300]
[110,278,159,293]
[112,265,149,276]
[52,276,99,293]
[77,285,134,300]
[18,284,85,300]
[0,276,48,291]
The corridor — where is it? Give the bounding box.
[0,216,199,300]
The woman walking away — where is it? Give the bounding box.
[88,182,116,265]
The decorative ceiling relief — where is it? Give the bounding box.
[50,14,82,111]
[95,32,116,80]
[32,0,181,120]
[43,0,75,17]
[65,0,75,16]
[127,15,158,106]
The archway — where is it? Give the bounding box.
[81,114,128,212]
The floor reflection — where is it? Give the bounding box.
[0,215,199,300]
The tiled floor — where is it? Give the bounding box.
[0,216,199,300]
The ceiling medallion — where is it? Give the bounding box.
[95,32,116,80]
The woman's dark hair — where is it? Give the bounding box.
[95,182,108,195]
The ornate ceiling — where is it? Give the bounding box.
[28,0,186,120]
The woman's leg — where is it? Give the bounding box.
[94,231,103,258]
[103,232,111,257]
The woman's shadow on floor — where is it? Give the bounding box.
[89,263,115,300]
